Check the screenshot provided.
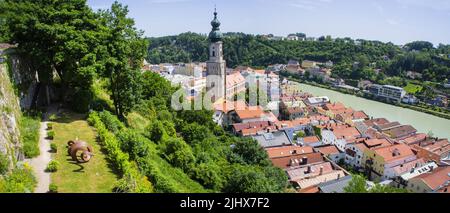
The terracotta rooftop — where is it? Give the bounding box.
[303,136,320,144]
[266,145,314,159]
[226,72,245,88]
[374,143,415,163]
[352,111,369,120]
[332,127,361,140]
[235,106,265,120]
[315,145,340,155]
[413,166,450,190]
[392,158,426,175]
[400,133,428,145]
[421,139,450,156]
[383,125,417,139]
[363,118,390,127]
[213,100,247,113]
[287,162,334,181]
[364,138,391,148]
[271,152,324,169]
[377,121,401,130]
[324,102,346,111]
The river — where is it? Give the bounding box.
[296,83,450,140]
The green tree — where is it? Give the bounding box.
[161,138,195,171]
[228,138,270,167]
[99,1,148,118]
[344,175,369,193]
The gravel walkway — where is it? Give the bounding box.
[26,106,56,193]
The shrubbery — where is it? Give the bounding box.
[50,143,57,153]
[46,160,59,172]
[49,183,58,193]
[20,116,40,158]
[47,131,55,140]
[0,153,9,175]
[87,112,153,193]
[0,164,37,193]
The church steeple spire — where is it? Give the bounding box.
[209,8,223,42]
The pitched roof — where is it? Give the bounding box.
[266,145,314,159]
[332,127,361,140]
[303,136,320,144]
[287,162,334,181]
[235,106,265,120]
[214,100,247,113]
[271,152,324,169]
[400,133,427,145]
[226,72,245,88]
[324,102,346,111]
[392,158,426,176]
[293,170,346,189]
[383,125,417,138]
[363,118,390,127]
[252,131,292,148]
[363,138,391,148]
[421,139,450,156]
[374,144,415,163]
[318,175,352,193]
[413,166,450,190]
[315,145,340,155]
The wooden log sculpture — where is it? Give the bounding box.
[67,140,94,163]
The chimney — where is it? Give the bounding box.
[337,173,341,180]
[320,166,324,175]
[302,157,308,165]
[306,166,312,174]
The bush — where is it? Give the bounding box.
[46,160,59,172]
[0,164,37,193]
[98,111,124,133]
[47,123,53,130]
[47,131,55,140]
[87,111,153,193]
[48,183,58,193]
[20,116,40,158]
[0,153,9,175]
[50,143,57,153]
[48,114,58,121]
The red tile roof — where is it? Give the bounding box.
[235,106,265,120]
[400,133,427,145]
[413,166,450,190]
[332,127,361,140]
[303,136,320,144]
[271,152,324,169]
[315,145,340,155]
[266,146,314,159]
[374,144,415,163]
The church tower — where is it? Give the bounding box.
[206,8,226,103]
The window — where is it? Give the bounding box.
[212,51,216,57]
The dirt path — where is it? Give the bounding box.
[26,106,57,193]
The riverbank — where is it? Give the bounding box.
[282,74,450,121]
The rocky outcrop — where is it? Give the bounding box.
[0,62,23,171]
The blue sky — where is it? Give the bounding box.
[87,0,450,45]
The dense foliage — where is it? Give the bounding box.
[0,0,148,117]
[0,164,37,193]
[19,116,40,158]
[344,175,409,193]
[147,33,450,83]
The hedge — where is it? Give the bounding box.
[87,111,153,193]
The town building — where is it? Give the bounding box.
[405,166,450,193]
[363,143,417,181]
[252,131,292,148]
[378,85,407,103]
[206,9,226,103]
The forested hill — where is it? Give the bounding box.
[147,32,450,83]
